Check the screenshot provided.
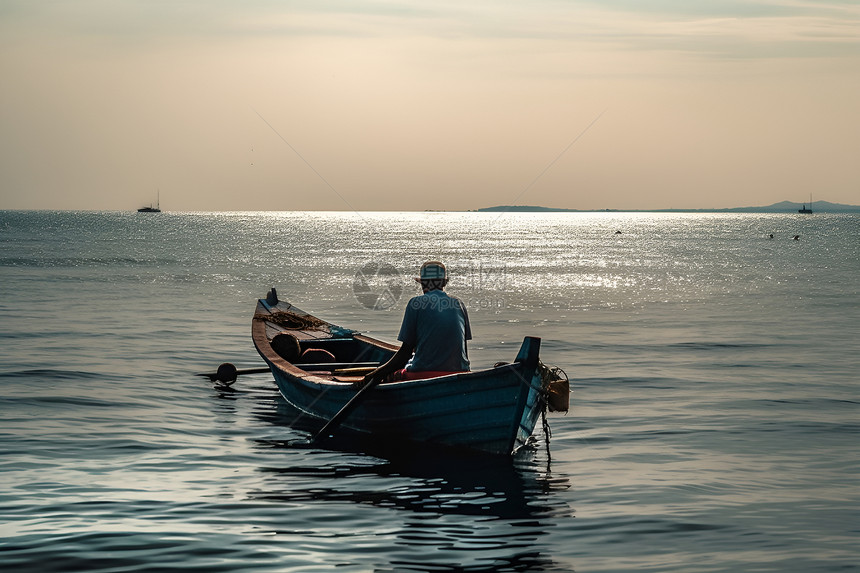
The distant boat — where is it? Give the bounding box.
[798,194,813,214]
[138,191,161,213]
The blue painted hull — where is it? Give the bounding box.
[252,298,548,455]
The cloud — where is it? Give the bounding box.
[4,1,859,58]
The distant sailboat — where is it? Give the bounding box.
[798,194,813,214]
[138,191,161,213]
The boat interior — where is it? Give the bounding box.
[270,331,394,377]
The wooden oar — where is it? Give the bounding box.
[195,363,270,384]
[332,366,376,376]
[313,376,382,442]
[197,362,381,383]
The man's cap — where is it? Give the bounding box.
[418,261,447,281]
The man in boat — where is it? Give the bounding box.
[359,261,472,387]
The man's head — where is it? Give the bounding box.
[416,261,448,292]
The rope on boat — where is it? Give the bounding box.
[537,361,570,459]
[539,362,570,414]
[541,403,552,460]
[254,309,328,330]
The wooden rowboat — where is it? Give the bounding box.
[251,290,566,455]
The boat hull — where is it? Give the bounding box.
[252,297,548,455]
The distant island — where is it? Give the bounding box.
[474,201,860,213]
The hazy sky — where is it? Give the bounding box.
[2,1,859,211]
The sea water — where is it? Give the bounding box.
[1,210,858,572]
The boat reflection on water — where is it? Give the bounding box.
[245,393,574,572]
